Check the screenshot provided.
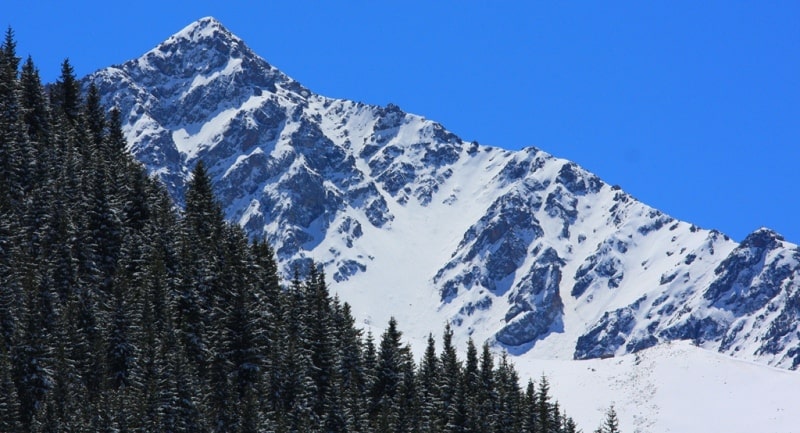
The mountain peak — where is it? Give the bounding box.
[122,16,272,85]
[88,18,800,374]
[741,227,785,249]
[168,16,237,46]
[136,16,257,74]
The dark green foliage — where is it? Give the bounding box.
[597,405,621,433]
[537,374,554,433]
[19,57,49,148]
[370,317,416,432]
[418,334,441,433]
[0,348,22,432]
[439,323,461,432]
[0,27,26,212]
[0,30,610,433]
[84,83,105,148]
[50,59,81,124]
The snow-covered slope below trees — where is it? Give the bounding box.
[515,340,800,433]
[85,16,800,376]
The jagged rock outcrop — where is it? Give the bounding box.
[86,17,800,369]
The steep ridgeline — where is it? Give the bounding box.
[85,17,800,369]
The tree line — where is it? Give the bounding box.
[0,29,622,432]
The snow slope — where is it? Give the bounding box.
[515,341,800,433]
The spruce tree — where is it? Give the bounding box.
[304,264,337,420]
[279,272,318,431]
[85,152,121,294]
[163,318,208,433]
[521,379,538,433]
[106,287,135,391]
[16,280,56,429]
[396,344,418,433]
[418,334,441,433]
[537,374,553,433]
[224,225,263,399]
[600,405,621,433]
[478,342,497,433]
[51,58,81,124]
[0,28,20,78]
[0,347,22,432]
[0,217,21,353]
[0,28,27,213]
[362,328,378,423]
[332,299,369,432]
[370,317,402,427]
[562,411,579,433]
[176,160,224,375]
[19,57,49,150]
[84,83,106,149]
[494,352,522,433]
[439,323,461,432]
[462,338,480,432]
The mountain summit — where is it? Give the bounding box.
[85,17,800,370]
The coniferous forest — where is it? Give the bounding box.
[0,29,624,433]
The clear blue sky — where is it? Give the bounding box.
[6,1,800,243]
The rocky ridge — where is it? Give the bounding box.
[85,17,800,369]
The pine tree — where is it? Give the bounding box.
[70,276,104,406]
[183,160,224,242]
[0,28,20,82]
[106,106,129,160]
[370,317,403,430]
[418,333,441,433]
[135,210,182,431]
[279,272,319,431]
[51,58,81,124]
[84,83,105,149]
[494,352,522,433]
[332,299,368,432]
[85,151,121,295]
[175,161,225,375]
[521,379,538,433]
[561,411,579,433]
[0,27,27,213]
[105,106,135,210]
[19,57,49,150]
[537,374,553,433]
[163,319,208,433]
[362,328,377,419]
[439,323,461,432]
[304,264,338,421]
[462,338,480,433]
[18,57,50,195]
[396,344,418,433]
[477,342,497,433]
[551,401,563,433]
[0,216,21,353]
[106,287,135,391]
[0,347,22,432]
[224,225,263,398]
[599,405,620,433]
[16,279,56,429]
[47,317,85,432]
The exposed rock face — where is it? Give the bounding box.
[496,247,565,347]
[574,228,800,368]
[87,17,800,369]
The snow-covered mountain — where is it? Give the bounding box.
[85,17,800,375]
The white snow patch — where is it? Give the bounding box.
[514,341,800,433]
